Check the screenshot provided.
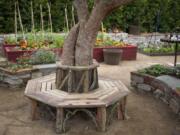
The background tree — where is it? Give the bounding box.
[0,0,179,33]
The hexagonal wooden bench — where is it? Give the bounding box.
[25,74,130,133]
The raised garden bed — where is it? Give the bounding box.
[4,44,137,62]
[131,65,180,115]
[0,63,57,88]
[93,45,137,62]
[2,44,17,56]
[4,46,62,62]
[138,49,180,56]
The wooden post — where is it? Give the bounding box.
[65,7,69,32]
[30,99,38,120]
[47,2,53,34]
[71,5,75,26]
[117,102,123,120]
[17,1,25,39]
[84,70,89,93]
[117,96,127,120]
[56,62,99,93]
[68,70,73,92]
[56,108,64,133]
[14,2,17,42]
[40,5,44,33]
[97,107,106,132]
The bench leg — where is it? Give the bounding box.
[30,99,38,120]
[97,107,106,132]
[117,96,127,120]
[56,108,64,133]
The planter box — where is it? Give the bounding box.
[4,44,137,63]
[5,46,34,62]
[93,45,137,62]
[2,44,17,56]
[121,45,137,60]
[4,46,63,62]
[93,47,104,62]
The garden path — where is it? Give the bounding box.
[0,53,179,135]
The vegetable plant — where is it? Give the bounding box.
[138,64,175,77]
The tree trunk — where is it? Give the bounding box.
[61,0,133,67]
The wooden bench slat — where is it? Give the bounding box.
[25,74,130,108]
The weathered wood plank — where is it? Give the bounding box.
[84,70,89,93]
[117,102,124,120]
[75,72,86,92]
[51,82,56,89]
[97,107,106,132]
[41,82,47,92]
[122,96,127,119]
[29,98,38,120]
[68,70,73,93]
[58,73,69,90]
[56,108,64,133]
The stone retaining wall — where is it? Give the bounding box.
[131,71,180,116]
[0,64,57,89]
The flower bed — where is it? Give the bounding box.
[131,65,180,115]
[4,46,62,62]
[3,32,137,62]
[93,45,137,62]
[139,49,180,56]
[4,44,136,62]
[138,43,180,56]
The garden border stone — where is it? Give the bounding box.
[131,71,180,115]
[0,63,57,89]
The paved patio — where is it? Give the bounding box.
[0,53,179,135]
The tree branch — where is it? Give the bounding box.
[73,0,89,21]
[101,0,134,12]
[85,0,134,37]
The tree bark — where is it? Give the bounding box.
[61,0,133,66]
[61,24,79,65]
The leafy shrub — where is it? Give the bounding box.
[30,49,56,65]
[143,47,174,54]
[4,36,17,44]
[7,62,32,72]
[138,64,175,77]
[17,53,31,65]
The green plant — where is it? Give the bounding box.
[4,36,17,44]
[142,45,176,54]
[139,64,175,77]
[7,62,32,72]
[17,53,31,65]
[30,49,56,65]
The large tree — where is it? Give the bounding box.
[61,0,133,66]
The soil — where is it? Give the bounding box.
[0,53,179,135]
